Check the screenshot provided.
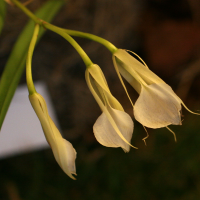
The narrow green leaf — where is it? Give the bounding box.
[0,0,6,34]
[0,0,65,129]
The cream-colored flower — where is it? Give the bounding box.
[112,49,194,129]
[85,64,136,152]
[29,92,77,180]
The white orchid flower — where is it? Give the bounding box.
[112,49,197,129]
[29,92,77,180]
[85,64,136,152]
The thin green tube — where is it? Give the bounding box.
[26,24,40,95]
[64,29,118,53]
[44,22,93,67]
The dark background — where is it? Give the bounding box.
[1,0,200,199]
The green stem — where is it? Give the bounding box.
[10,0,117,55]
[43,22,93,67]
[11,0,42,24]
[26,24,39,95]
[63,29,118,53]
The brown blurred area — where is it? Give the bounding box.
[1,1,200,199]
[140,0,200,103]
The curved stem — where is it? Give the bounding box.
[10,0,115,65]
[62,29,118,54]
[11,0,42,24]
[10,0,117,55]
[43,22,93,67]
[10,0,117,54]
[26,24,39,95]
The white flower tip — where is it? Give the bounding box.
[61,140,77,180]
[45,128,77,180]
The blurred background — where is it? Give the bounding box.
[1,0,200,199]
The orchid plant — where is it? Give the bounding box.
[0,0,199,179]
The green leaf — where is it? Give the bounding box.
[0,0,6,35]
[0,0,65,130]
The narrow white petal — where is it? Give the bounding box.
[85,69,106,113]
[113,56,141,93]
[114,49,164,85]
[93,107,134,152]
[112,55,138,108]
[87,64,111,95]
[87,65,124,111]
[134,83,182,128]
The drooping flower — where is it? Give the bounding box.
[85,64,136,152]
[112,49,195,129]
[29,92,77,180]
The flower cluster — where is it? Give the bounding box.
[30,47,197,180]
[2,0,198,181]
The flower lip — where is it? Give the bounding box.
[93,106,134,152]
[134,83,182,128]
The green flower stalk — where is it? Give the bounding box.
[26,24,77,180]
[42,22,93,67]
